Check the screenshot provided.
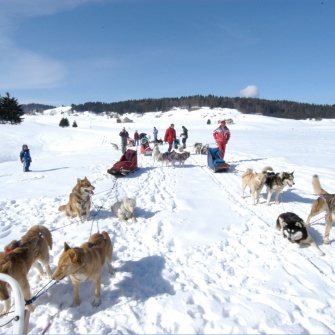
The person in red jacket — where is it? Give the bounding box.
[134,130,140,146]
[213,120,230,159]
[164,124,176,153]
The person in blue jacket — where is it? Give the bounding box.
[20,144,32,172]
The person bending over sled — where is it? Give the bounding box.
[213,120,230,160]
[20,144,32,172]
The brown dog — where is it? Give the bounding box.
[58,177,95,221]
[0,242,38,314]
[52,232,114,307]
[4,225,53,278]
[306,175,335,244]
[242,166,273,205]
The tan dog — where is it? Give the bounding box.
[111,197,137,223]
[4,225,53,278]
[58,177,95,221]
[177,144,184,153]
[0,243,38,314]
[242,166,273,205]
[52,232,114,307]
[194,143,202,155]
[306,175,335,244]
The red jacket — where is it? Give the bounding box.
[164,127,176,143]
[134,132,139,140]
[213,125,230,143]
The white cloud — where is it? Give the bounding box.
[239,85,259,98]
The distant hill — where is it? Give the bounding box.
[22,95,335,119]
[22,103,56,114]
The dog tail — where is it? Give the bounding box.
[38,225,53,250]
[242,168,253,177]
[312,175,328,195]
[262,166,273,173]
[58,205,66,212]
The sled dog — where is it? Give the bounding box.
[277,212,325,256]
[242,166,273,205]
[52,232,114,307]
[177,144,184,153]
[306,175,335,244]
[111,197,137,223]
[152,143,161,164]
[194,143,202,155]
[4,225,53,278]
[200,144,208,155]
[171,151,191,167]
[111,143,119,150]
[0,243,38,314]
[157,151,177,167]
[265,171,295,205]
[58,177,95,221]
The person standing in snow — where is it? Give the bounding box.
[134,130,140,146]
[180,126,188,149]
[164,124,176,153]
[119,127,129,154]
[153,127,158,141]
[213,120,230,160]
[20,144,32,172]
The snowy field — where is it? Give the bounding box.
[1,107,335,334]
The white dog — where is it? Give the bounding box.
[111,197,137,223]
[152,143,161,165]
[177,144,184,153]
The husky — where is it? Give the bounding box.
[111,197,137,223]
[0,242,38,314]
[157,151,177,167]
[265,171,295,205]
[58,177,95,222]
[177,144,184,153]
[171,151,191,167]
[152,143,161,165]
[306,175,335,244]
[200,144,208,155]
[242,166,273,205]
[4,225,53,278]
[111,143,119,150]
[277,212,325,256]
[52,232,114,307]
[194,143,202,155]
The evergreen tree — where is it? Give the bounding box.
[72,120,78,127]
[0,92,24,124]
[59,117,70,127]
[207,119,211,125]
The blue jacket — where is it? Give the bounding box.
[20,149,31,163]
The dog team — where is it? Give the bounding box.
[0,176,138,315]
[242,164,334,256]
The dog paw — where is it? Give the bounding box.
[323,239,330,245]
[92,298,101,307]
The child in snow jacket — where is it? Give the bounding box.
[20,144,32,172]
[153,127,158,141]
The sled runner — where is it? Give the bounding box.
[207,147,230,172]
[107,149,138,177]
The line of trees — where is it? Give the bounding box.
[0,92,24,124]
[70,95,335,120]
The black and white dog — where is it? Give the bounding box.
[265,171,295,205]
[276,212,324,256]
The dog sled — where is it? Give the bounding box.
[127,137,135,147]
[140,136,153,156]
[107,149,138,177]
[207,147,230,172]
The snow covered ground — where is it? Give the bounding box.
[1,107,335,334]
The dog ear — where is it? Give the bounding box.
[64,242,71,251]
[69,249,81,264]
[295,221,303,228]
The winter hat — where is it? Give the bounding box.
[171,124,174,127]
[22,144,28,149]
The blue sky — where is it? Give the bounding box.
[0,0,334,106]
